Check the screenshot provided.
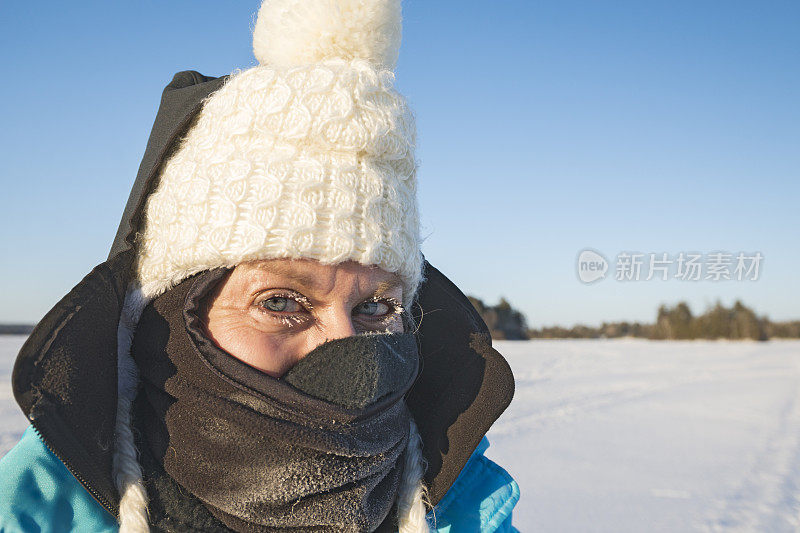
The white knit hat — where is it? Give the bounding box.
[135,0,422,308]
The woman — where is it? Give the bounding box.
[0,1,519,531]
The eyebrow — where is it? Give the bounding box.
[252,261,320,290]
[373,278,403,297]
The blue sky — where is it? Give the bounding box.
[1,1,798,327]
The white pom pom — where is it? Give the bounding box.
[253,0,402,69]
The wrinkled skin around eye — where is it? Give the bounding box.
[203,258,405,378]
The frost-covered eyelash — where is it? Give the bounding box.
[272,314,308,327]
[358,296,405,330]
[256,292,403,327]
[363,295,405,317]
[255,290,313,326]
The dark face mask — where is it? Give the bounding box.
[130,268,420,532]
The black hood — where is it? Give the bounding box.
[11,70,515,519]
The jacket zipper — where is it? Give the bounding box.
[29,420,117,518]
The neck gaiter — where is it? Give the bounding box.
[130,269,420,532]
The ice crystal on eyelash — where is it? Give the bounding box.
[364,295,404,315]
[268,291,313,311]
[292,293,314,310]
[274,314,308,326]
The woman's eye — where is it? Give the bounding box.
[355,300,391,317]
[260,296,302,313]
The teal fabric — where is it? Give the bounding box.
[0,425,118,533]
[0,425,519,532]
[427,437,520,533]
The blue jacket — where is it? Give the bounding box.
[0,425,519,532]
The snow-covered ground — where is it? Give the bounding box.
[3,336,800,531]
[487,339,800,532]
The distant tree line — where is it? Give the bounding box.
[467,296,529,340]
[467,297,800,341]
[0,324,35,335]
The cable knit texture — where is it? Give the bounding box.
[136,0,422,308]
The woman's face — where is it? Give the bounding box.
[203,258,405,377]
